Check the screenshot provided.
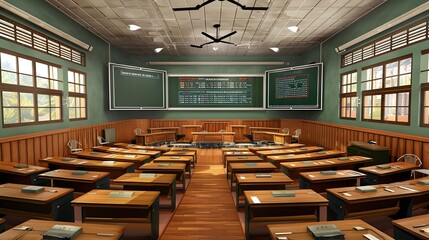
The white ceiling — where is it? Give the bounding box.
[45,0,386,56]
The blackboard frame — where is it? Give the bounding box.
[265,63,323,110]
[108,62,167,110]
[167,74,265,110]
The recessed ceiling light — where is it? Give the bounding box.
[213,46,219,51]
[154,48,163,53]
[128,24,141,31]
[270,47,279,53]
[288,26,299,33]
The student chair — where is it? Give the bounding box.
[134,128,143,135]
[291,128,301,143]
[281,128,290,134]
[97,136,109,146]
[67,140,83,153]
[396,154,427,178]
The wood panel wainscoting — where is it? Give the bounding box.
[300,120,429,168]
[1,118,427,169]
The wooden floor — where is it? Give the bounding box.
[160,149,245,239]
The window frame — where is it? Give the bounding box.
[339,70,358,120]
[420,49,429,127]
[361,55,412,125]
[67,68,87,121]
[1,48,63,127]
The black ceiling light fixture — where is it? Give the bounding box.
[173,0,269,11]
[191,24,237,48]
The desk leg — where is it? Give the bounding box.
[74,206,83,223]
[327,193,346,220]
[151,197,160,240]
[171,179,176,212]
[182,172,187,192]
[356,178,361,186]
[318,206,327,221]
[396,197,413,219]
[244,198,250,240]
[236,183,240,211]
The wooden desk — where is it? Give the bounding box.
[252,131,291,144]
[280,155,372,179]
[38,169,110,193]
[225,155,263,173]
[267,219,394,240]
[114,143,171,153]
[191,131,235,143]
[113,173,176,211]
[72,189,159,240]
[228,162,277,188]
[0,183,74,221]
[267,150,346,168]
[0,161,49,185]
[248,144,304,153]
[135,131,176,145]
[39,157,135,179]
[148,127,180,134]
[162,150,197,167]
[244,189,328,239]
[347,141,390,166]
[390,176,429,210]
[0,219,125,240]
[393,214,429,240]
[138,163,187,191]
[358,161,419,185]
[153,155,193,178]
[299,170,366,193]
[71,151,150,168]
[92,146,161,161]
[223,151,255,167]
[326,184,421,220]
[221,147,249,153]
[235,172,293,210]
[256,146,325,161]
[249,127,280,133]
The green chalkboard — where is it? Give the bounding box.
[266,63,323,110]
[168,75,264,110]
[109,63,166,110]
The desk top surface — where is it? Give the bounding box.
[0,219,125,240]
[221,147,249,152]
[392,213,429,240]
[71,189,160,207]
[162,151,196,156]
[281,156,372,170]
[114,143,171,152]
[225,155,263,161]
[153,156,193,163]
[326,184,422,202]
[349,141,390,151]
[358,161,419,176]
[138,162,186,171]
[191,131,235,135]
[113,173,176,185]
[268,150,346,162]
[0,161,48,176]
[223,151,255,156]
[170,147,198,152]
[267,219,394,240]
[0,183,73,203]
[236,172,293,184]
[40,157,134,169]
[244,189,328,205]
[92,146,160,156]
[299,170,367,182]
[71,151,150,162]
[256,146,325,156]
[38,169,109,182]
[248,144,305,152]
[229,162,277,170]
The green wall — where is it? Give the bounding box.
[302,0,429,137]
[1,0,428,138]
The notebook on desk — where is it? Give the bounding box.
[307,224,345,240]
[42,224,82,240]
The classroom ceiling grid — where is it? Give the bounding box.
[45,0,386,56]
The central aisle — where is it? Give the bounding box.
[160,149,244,240]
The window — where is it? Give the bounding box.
[421,49,429,127]
[0,50,62,127]
[361,55,412,124]
[68,69,87,120]
[340,71,357,119]
[341,18,429,67]
[0,16,85,66]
